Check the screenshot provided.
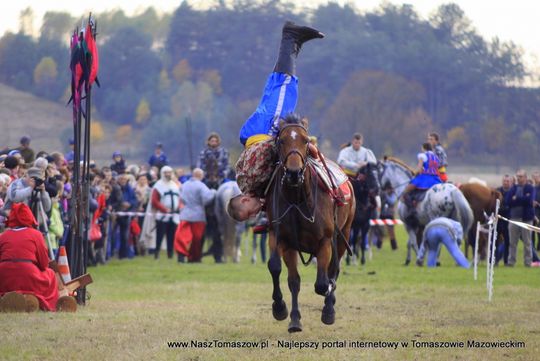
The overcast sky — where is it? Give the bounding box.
[1,0,538,73]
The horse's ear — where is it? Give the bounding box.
[301,117,309,129]
[278,118,286,130]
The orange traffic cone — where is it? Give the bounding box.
[57,246,72,284]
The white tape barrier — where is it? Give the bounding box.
[369,219,404,226]
[488,199,500,302]
[497,215,540,233]
[112,211,172,217]
[473,221,480,281]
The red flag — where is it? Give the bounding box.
[85,20,99,87]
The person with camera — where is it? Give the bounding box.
[3,168,51,228]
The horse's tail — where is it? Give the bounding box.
[451,188,474,235]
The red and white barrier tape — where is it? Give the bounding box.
[369,219,403,226]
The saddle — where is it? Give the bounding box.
[307,157,350,206]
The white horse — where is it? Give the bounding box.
[378,157,473,265]
[214,181,244,262]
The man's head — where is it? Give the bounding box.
[20,136,31,149]
[207,132,221,149]
[532,171,540,185]
[112,151,122,163]
[102,183,112,199]
[422,142,433,152]
[102,166,112,182]
[27,167,44,184]
[227,194,262,221]
[192,168,204,180]
[516,169,527,186]
[160,166,173,182]
[4,156,19,171]
[117,174,128,187]
[351,133,363,151]
[155,142,163,155]
[428,132,440,147]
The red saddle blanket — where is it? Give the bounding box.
[309,160,352,206]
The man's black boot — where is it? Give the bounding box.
[274,21,325,75]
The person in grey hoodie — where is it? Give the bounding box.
[174,168,216,263]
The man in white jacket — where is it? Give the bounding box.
[151,166,181,259]
[337,133,376,177]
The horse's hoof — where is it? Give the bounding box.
[361,257,366,265]
[404,260,410,266]
[416,259,423,267]
[272,301,288,321]
[321,310,335,325]
[288,320,303,333]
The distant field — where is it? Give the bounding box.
[1,228,538,361]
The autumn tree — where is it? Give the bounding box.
[322,70,432,157]
[135,98,151,125]
[34,57,58,86]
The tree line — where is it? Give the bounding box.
[0,1,538,165]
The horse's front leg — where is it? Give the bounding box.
[360,222,370,265]
[405,226,416,266]
[322,238,341,325]
[315,240,333,297]
[282,248,302,333]
[267,234,287,321]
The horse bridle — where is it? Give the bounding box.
[276,123,309,185]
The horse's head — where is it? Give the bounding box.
[276,114,310,186]
[357,162,380,197]
[379,158,413,197]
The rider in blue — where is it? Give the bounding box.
[401,142,442,209]
[228,21,324,222]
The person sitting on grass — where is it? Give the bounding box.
[0,203,58,312]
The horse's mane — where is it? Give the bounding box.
[385,156,415,174]
[280,113,305,128]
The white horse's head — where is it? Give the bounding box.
[379,159,413,197]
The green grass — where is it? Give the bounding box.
[1,229,539,361]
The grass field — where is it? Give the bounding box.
[1,229,539,361]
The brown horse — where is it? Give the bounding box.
[266,114,355,333]
[459,182,502,260]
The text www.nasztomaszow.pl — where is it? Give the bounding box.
[167,340,269,349]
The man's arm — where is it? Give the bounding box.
[9,180,33,203]
[40,189,52,212]
[200,184,217,206]
[197,150,205,170]
[365,149,377,164]
[219,148,230,178]
[514,184,534,206]
[337,148,359,171]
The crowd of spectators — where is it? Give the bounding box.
[0,135,265,268]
